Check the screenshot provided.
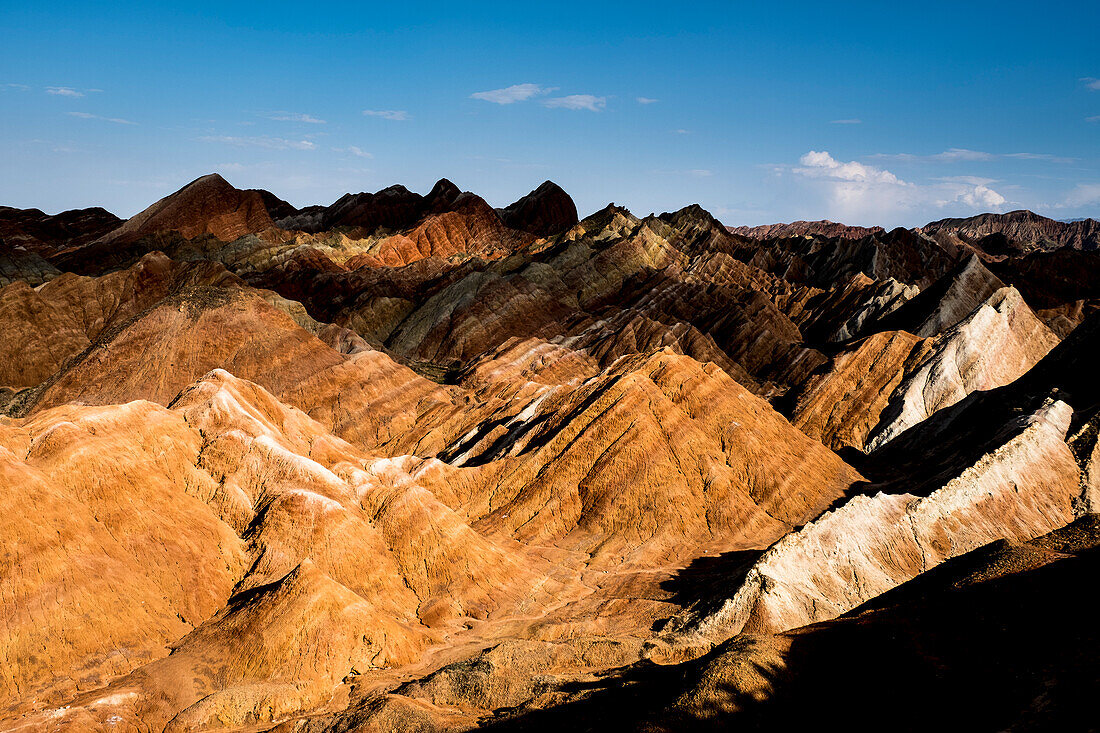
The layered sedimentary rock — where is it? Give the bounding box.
[731,227,958,289]
[791,329,931,451]
[1,175,1097,731]
[0,244,60,286]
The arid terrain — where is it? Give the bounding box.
[2,174,1098,732]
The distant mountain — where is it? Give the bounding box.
[0,204,121,253]
[918,209,1100,255]
[727,220,886,240]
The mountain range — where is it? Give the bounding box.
[1,174,1098,731]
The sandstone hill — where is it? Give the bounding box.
[1,175,1097,731]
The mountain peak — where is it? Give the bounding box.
[94,173,275,245]
[496,180,579,236]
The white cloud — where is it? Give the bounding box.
[796,150,902,184]
[1088,115,1100,123]
[263,111,326,124]
[542,94,606,111]
[47,86,84,97]
[470,83,552,104]
[830,118,862,124]
[787,150,1008,223]
[362,109,409,120]
[67,111,136,125]
[2,83,30,91]
[636,96,659,104]
[689,169,713,177]
[672,128,690,134]
[957,185,1006,209]
[1081,77,1100,91]
[199,135,316,150]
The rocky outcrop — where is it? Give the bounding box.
[362,192,534,267]
[0,252,240,392]
[735,227,959,289]
[479,517,1100,732]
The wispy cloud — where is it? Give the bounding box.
[830,118,862,124]
[542,94,606,111]
[199,135,316,150]
[2,83,30,91]
[262,111,326,124]
[673,128,690,134]
[1003,152,1078,163]
[636,96,659,104]
[934,175,999,186]
[47,86,84,97]
[1063,183,1100,207]
[689,169,713,177]
[1081,77,1100,91]
[470,83,552,104]
[362,109,409,121]
[870,148,1075,164]
[67,111,137,125]
[335,145,373,158]
[1088,115,1100,123]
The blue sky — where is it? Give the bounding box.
[2,0,1099,227]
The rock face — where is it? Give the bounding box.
[869,255,1006,337]
[0,244,60,286]
[864,287,1059,450]
[0,177,1097,731]
[792,329,930,451]
[658,397,1078,654]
